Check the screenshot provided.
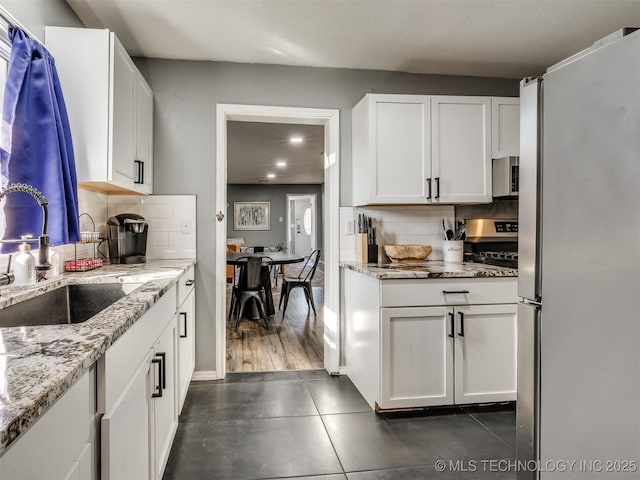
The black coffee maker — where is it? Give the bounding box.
[107,213,148,264]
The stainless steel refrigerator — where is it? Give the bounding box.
[517,28,640,479]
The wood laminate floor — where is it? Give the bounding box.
[226,266,324,372]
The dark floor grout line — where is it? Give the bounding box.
[463,410,513,448]
[303,380,348,475]
[178,413,323,424]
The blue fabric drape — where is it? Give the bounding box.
[0,27,79,252]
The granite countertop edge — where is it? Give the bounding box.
[340,260,518,279]
[0,259,196,456]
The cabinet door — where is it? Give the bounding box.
[153,318,178,480]
[380,306,453,409]
[367,95,431,204]
[135,75,154,194]
[491,97,520,158]
[178,288,196,412]
[110,34,136,189]
[102,351,153,480]
[431,96,492,203]
[454,304,517,404]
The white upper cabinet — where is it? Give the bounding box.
[352,94,431,205]
[431,96,492,203]
[352,93,494,205]
[45,27,153,195]
[491,97,520,158]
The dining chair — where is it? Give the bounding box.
[229,256,273,331]
[279,249,321,317]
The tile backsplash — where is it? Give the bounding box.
[340,205,455,262]
[107,194,197,260]
[0,190,197,273]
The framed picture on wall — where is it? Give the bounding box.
[233,201,271,231]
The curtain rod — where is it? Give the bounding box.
[0,5,43,45]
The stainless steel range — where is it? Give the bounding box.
[463,218,518,268]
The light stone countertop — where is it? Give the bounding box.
[340,260,518,279]
[0,259,196,455]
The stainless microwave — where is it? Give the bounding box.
[492,156,519,197]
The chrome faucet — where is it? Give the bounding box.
[0,183,51,284]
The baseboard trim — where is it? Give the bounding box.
[338,366,348,376]
[191,370,219,381]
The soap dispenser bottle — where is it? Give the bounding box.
[44,246,60,280]
[14,240,36,286]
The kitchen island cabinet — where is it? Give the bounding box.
[45,26,154,195]
[342,262,518,410]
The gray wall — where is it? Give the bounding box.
[2,0,82,40]
[227,184,323,254]
[133,57,519,372]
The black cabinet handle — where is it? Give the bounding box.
[156,352,166,389]
[442,290,469,295]
[185,279,195,286]
[151,357,163,398]
[180,312,188,338]
[426,178,432,199]
[435,177,440,199]
[448,312,455,338]
[134,160,144,184]
[458,311,465,337]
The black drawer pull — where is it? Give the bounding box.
[448,312,455,338]
[156,352,166,389]
[442,290,469,295]
[435,177,440,199]
[458,311,465,337]
[185,279,195,286]
[180,312,188,338]
[151,358,162,398]
[426,178,432,199]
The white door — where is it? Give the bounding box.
[491,97,520,158]
[368,95,431,203]
[380,306,454,409]
[135,74,154,194]
[287,194,316,256]
[431,96,492,203]
[453,304,517,404]
[153,319,178,479]
[101,351,153,480]
[110,34,135,189]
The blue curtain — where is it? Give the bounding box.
[0,27,80,252]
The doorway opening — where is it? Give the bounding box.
[287,194,317,256]
[215,104,339,379]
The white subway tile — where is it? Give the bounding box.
[168,231,197,247]
[146,217,181,232]
[147,231,169,246]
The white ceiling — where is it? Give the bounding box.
[227,122,324,184]
[66,0,640,79]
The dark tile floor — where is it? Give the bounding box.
[163,370,516,480]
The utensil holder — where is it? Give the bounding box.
[442,240,464,262]
[367,245,378,264]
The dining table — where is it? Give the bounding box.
[226,251,305,318]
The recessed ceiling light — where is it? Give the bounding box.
[267,173,276,179]
[276,160,287,167]
[290,136,303,144]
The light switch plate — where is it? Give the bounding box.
[181,218,191,234]
[346,220,355,235]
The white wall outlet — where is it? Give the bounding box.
[181,218,191,234]
[279,216,283,222]
[346,220,355,235]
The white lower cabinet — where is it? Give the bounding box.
[177,287,195,411]
[99,285,178,480]
[344,268,518,411]
[0,369,98,480]
[101,352,154,480]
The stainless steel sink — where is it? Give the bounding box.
[0,283,137,328]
